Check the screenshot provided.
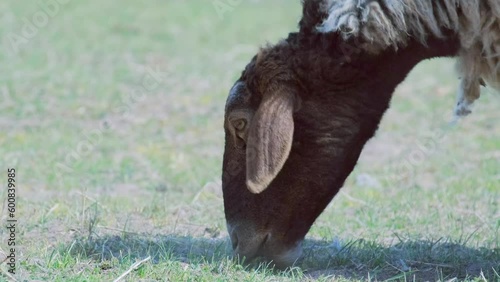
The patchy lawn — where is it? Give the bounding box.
[0,0,498,281]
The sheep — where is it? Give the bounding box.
[316,0,500,117]
[222,0,495,268]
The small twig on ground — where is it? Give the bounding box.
[112,256,151,282]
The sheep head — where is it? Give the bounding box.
[222,29,459,267]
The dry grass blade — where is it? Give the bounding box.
[112,256,151,282]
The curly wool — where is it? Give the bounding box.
[316,0,500,117]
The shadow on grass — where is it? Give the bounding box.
[66,233,499,281]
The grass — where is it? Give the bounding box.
[0,0,498,281]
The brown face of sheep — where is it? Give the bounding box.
[222,34,459,267]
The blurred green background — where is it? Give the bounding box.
[0,0,498,281]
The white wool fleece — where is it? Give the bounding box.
[317,0,500,117]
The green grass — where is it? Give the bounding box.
[0,0,498,281]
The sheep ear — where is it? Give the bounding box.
[246,91,295,194]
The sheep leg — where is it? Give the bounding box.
[455,77,481,116]
[455,47,483,117]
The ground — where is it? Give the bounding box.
[0,0,498,281]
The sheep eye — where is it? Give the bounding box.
[232,119,246,131]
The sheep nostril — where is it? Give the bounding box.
[231,233,239,250]
[261,233,270,247]
[256,233,271,256]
